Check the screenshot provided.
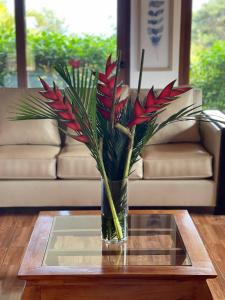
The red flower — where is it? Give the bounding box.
[97,55,127,121]
[105,55,116,77]
[72,135,89,143]
[39,78,88,144]
[157,80,192,103]
[128,80,192,128]
[127,98,154,127]
[98,98,128,121]
[68,59,80,69]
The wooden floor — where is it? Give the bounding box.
[0,209,224,300]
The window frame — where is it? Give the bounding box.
[179,0,192,85]
[15,0,27,87]
[11,0,193,87]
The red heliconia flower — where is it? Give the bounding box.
[72,135,89,143]
[127,98,154,127]
[68,59,80,69]
[40,77,51,91]
[39,78,88,144]
[98,108,111,120]
[156,80,192,104]
[105,55,116,77]
[128,80,192,128]
[98,99,127,121]
[97,55,128,121]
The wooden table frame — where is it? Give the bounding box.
[18,210,217,300]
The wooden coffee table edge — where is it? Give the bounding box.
[18,210,217,280]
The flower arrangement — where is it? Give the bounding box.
[14,50,210,243]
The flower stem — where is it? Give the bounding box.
[123,49,145,180]
[123,126,135,179]
[100,161,123,240]
[98,141,123,240]
[115,123,132,139]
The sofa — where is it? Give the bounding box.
[0,87,224,212]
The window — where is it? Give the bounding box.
[190,0,225,111]
[0,0,120,88]
[25,0,117,87]
[0,0,17,87]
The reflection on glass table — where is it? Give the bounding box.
[43,214,191,267]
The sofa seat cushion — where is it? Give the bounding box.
[0,145,60,179]
[142,143,213,179]
[57,145,143,179]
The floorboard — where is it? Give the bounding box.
[0,209,224,300]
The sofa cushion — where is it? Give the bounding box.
[130,89,201,144]
[57,145,143,179]
[0,145,60,179]
[142,143,213,179]
[0,88,61,145]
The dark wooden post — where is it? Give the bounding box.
[117,0,131,84]
[179,0,192,85]
[15,0,27,87]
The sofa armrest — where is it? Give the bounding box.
[200,110,225,213]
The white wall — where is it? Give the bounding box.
[130,0,182,88]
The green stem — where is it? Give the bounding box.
[123,126,135,179]
[115,123,132,139]
[99,158,123,240]
[77,68,80,94]
[72,68,76,88]
[122,49,145,180]
[98,141,123,240]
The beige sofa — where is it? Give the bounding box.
[0,88,224,211]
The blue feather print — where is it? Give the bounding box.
[151,35,162,45]
[149,1,165,8]
[148,26,163,35]
[147,0,165,46]
[148,17,163,25]
[148,9,164,17]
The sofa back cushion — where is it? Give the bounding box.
[0,88,61,145]
[130,88,201,144]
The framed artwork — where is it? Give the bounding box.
[140,0,174,70]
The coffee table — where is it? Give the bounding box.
[18,210,216,300]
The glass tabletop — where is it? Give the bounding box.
[43,214,191,267]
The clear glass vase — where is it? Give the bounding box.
[101,178,128,243]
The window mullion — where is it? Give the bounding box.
[15,0,27,87]
[117,0,130,85]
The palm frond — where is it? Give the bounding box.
[10,96,58,121]
[154,104,201,134]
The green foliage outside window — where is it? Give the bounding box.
[191,0,225,111]
[0,2,116,87]
[28,32,116,72]
[0,2,16,86]
[191,41,225,111]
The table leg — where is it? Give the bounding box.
[21,284,41,300]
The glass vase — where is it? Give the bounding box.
[101,178,128,243]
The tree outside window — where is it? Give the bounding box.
[0,0,117,87]
[191,0,225,111]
